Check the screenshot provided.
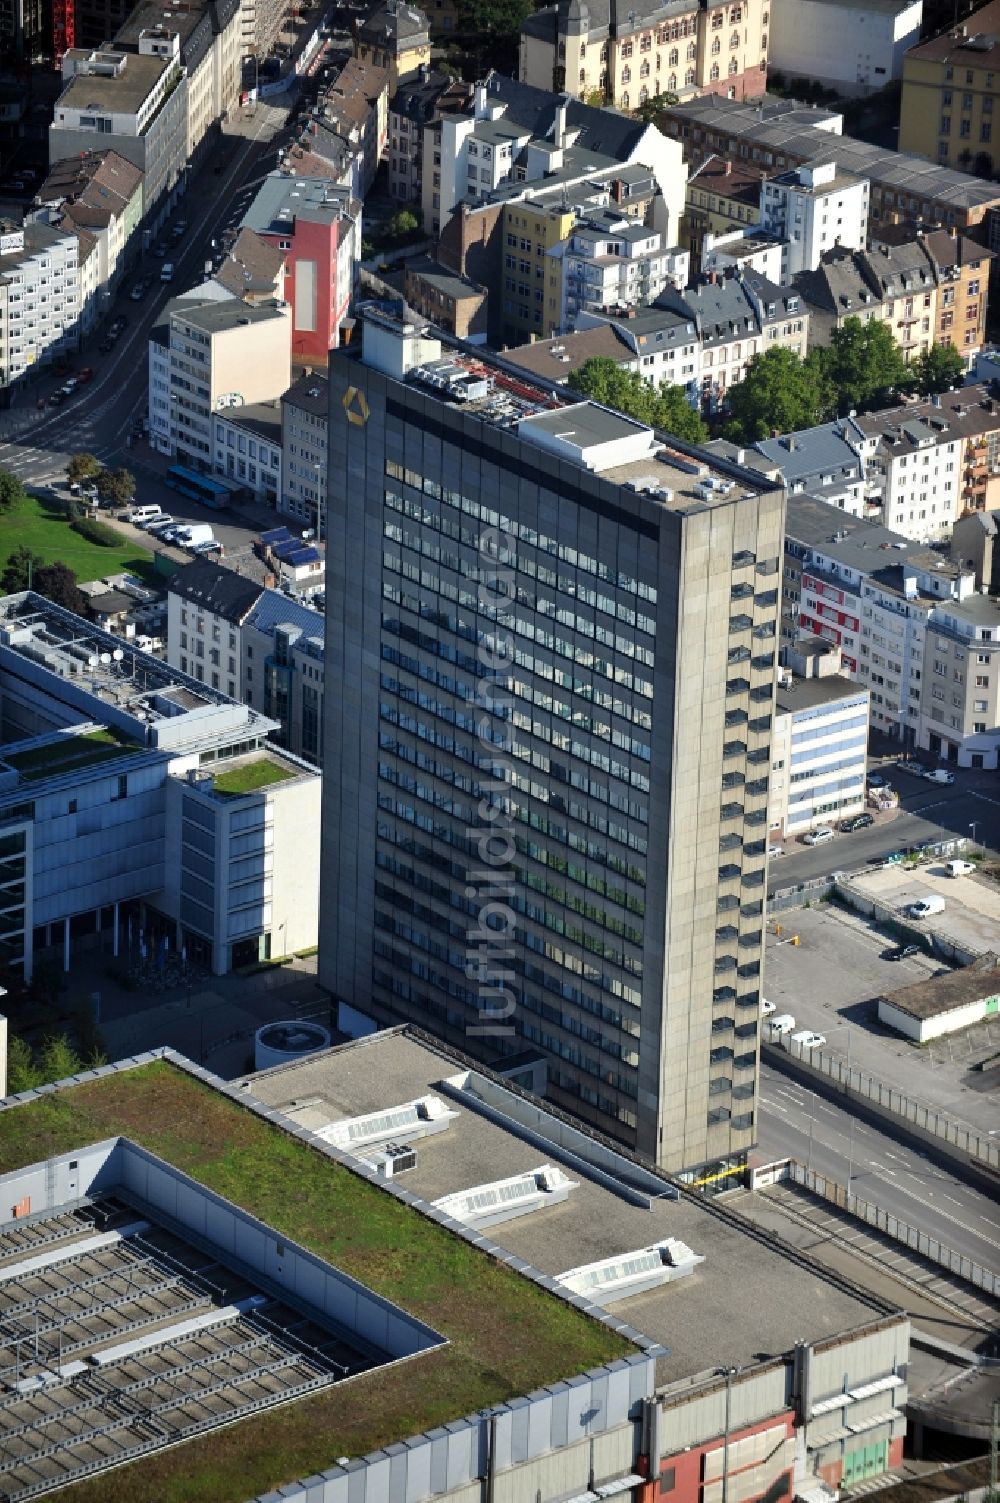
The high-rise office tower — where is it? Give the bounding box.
[320,303,785,1180]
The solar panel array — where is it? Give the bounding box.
[0,1199,377,1501]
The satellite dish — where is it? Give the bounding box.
[112,648,124,661]
[99,653,112,664]
[87,655,98,668]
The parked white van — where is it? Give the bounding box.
[908,895,946,919]
[127,504,162,526]
[944,859,975,878]
[769,1014,796,1036]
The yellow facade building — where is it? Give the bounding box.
[899,1,1000,175]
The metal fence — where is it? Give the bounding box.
[788,1161,1000,1298]
[775,1033,1000,1174]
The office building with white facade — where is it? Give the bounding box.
[554,208,688,329]
[770,669,869,838]
[320,302,786,1180]
[0,592,319,980]
[759,161,870,279]
[0,220,81,389]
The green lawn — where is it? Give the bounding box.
[213,757,297,794]
[0,1062,634,1503]
[5,728,137,781]
[0,493,154,584]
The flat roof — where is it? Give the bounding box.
[776,672,868,715]
[906,0,1000,60]
[56,50,168,115]
[242,172,356,235]
[0,1054,634,1503]
[247,1031,892,1387]
[881,960,1000,1019]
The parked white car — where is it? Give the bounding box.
[791,1030,826,1049]
[803,827,835,846]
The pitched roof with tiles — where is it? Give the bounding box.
[167,560,265,622]
[503,323,635,379]
[215,227,286,300]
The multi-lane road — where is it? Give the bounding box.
[0,96,292,492]
[757,1057,1000,1273]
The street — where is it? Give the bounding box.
[770,762,1000,891]
[0,94,294,497]
[757,1058,1000,1273]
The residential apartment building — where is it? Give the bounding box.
[784,494,985,746]
[166,561,326,765]
[211,401,282,502]
[49,36,188,230]
[870,222,993,363]
[682,156,767,265]
[114,0,241,169]
[659,269,809,412]
[519,0,770,110]
[863,237,939,362]
[389,67,471,208]
[280,368,328,528]
[241,172,361,359]
[321,302,786,1177]
[952,506,1000,590]
[430,75,685,247]
[660,93,1000,233]
[701,228,784,281]
[769,0,922,96]
[0,219,81,390]
[355,0,430,93]
[148,291,291,462]
[214,226,285,303]
[240,0,287,62]
[769,668,869,838]
[0,591,318,980]
[555,207,688,332]
[33,149,143,316]
[752,417,868,511]
[854,385,1000,535]
[758,160,869,277]
[918,591,1000,766]
[900,1,1000,175]
[793,246,886,349]
[317,55,390,200]
[573,304,702,395]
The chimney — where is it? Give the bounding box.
[724,160,732,176]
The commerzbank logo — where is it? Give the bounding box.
[342,386,370,426]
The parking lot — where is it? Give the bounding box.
[850,861,1000,958]
[764,902,1000,1139]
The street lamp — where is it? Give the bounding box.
[716,1366,739,1503]
[970,821,979,858]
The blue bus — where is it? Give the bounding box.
[165,465,232,509]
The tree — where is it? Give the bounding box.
[386,209,419,241]
[6,1035,41,1094]
[452,0,531,75]
[819,316,910,414]
[32,562,88,615]
[67,452,102,484]
[95,467,135,507]
[973,151,994,179]
[38,1033,85,1084]
[0,469,27,513]
[722,346,831,442]
[914,342,966,395]
[1,544,44,594]
[635,91,678,124]
[567,357,708,442]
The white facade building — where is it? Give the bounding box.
[0,221,81,389]
[770,672,869,837]
[918,593,1000,768]
[759,162,870,278]
[554,209,688,327]
[854,410,965,541]
[211,404,282,504]
[280,370,328,528]
[769,0,923,96]
[0,592,319,980]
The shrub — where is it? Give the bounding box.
[70,515,122,548]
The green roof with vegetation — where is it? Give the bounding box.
[212,757,298,794]
[5,728,137,782]
[0,1060,634,1503]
